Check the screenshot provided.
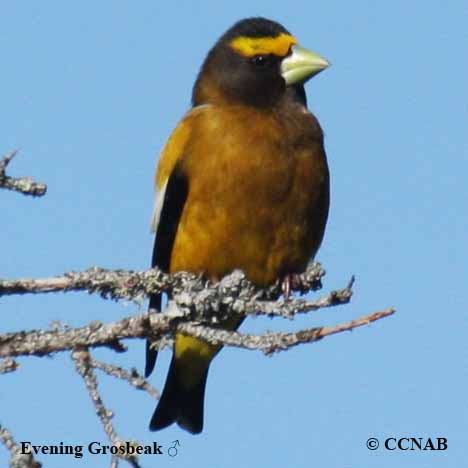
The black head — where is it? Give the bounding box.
[192,18,300,108]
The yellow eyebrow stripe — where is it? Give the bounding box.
[229,33,297,57]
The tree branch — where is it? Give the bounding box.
[0,425,42,468]
[0,302,394,359]
[71,349,143,468]
[0,264,334,324]
[0,150,47,197]
[89,358,160,399]
[0,263,325,302]
[0,312,158,358]
[177,308,395,355]
[0,259,396,362]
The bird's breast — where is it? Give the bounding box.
[170,105,329,285]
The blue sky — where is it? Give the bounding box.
[1,1,467,467]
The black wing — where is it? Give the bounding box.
[145,166,189,377]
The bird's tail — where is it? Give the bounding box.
[149,355,209,434]
[145,294,161,377]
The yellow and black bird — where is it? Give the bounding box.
[146,17,330,434]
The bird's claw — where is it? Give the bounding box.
[281,273,301,298]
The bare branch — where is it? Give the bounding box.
[0,271,350,358]
[209,279,353,319]
[71,349,120,443]
[71,349,143,468]
[0,312,160,358]
[0,301,394,359]
[0,264,338,321]
[0,358,18,374]
[89,358,160,399]
[0,261,393,364]
[177,308,395,354]
[0,425,42,468]
[0,264,325,302]
[0,150,47,197]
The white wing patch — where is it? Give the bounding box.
[149,105,213,234]
[150,180,167,233]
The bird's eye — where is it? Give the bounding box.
[251,55,270,67]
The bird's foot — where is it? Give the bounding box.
[281,273,302,299]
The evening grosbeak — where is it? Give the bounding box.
[146,17,330,434]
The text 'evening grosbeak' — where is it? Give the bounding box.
[146,17,330,434]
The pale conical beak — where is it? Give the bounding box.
[281,45,330,85]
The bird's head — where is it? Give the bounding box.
[192,17,329,108]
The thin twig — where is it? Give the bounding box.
[71,349,119,443]
[0,150,47,197]
[90,358,160,399]
[71,349,143,468]
[0,425,42,468]
[178,308,396,355]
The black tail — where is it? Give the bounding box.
[145,294,161,377]
[149,356,209,434]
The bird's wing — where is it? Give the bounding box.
[145,109,197,377]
